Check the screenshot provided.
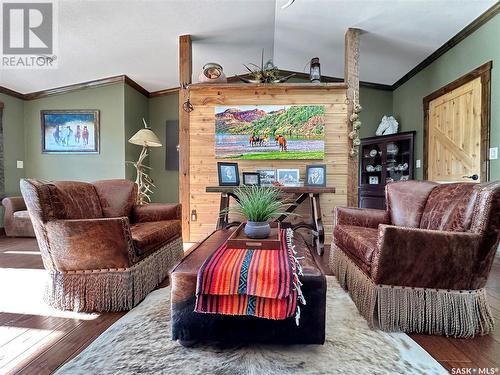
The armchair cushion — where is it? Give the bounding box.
[46,217,132,271]
[419,183,476,231]
[131,220,182,256]
[335,206,389,228]
[55,181,103,219]
[386,180,437,227]
[372,224,481,290]
[333,225,378,275]
[94,179,137,218]
[131,203,181,223]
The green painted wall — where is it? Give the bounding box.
[0,93,25,226]
[0,93,25,195]
[23,84,126,181]
[124,85,149,181]
[289,75,394,138]
[393,13,500,180]
[359,87,393,139]
[148,93,179,204]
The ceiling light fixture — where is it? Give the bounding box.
[281,0,295,9]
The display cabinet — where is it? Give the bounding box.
[358,131,415,209]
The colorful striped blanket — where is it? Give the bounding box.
[195,228,305,323]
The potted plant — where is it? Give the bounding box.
[238,49,295,84]
[222,185,294,239]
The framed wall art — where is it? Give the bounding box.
[41,110,99,154]
[215,105,325,160]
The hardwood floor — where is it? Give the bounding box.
[0,235,499,374]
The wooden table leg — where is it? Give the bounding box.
[275,193,308,222]
[216,193,230,230]
[310,193,325,256]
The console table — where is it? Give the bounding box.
[205,186,335,255]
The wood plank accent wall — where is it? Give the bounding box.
[187,84,349,242]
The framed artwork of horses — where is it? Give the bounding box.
[41,110,100,154]
[215,105,325,160]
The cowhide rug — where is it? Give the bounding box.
[56,277,447,375]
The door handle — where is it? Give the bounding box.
[462,174,479,181]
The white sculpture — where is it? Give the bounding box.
[376,115,399,136]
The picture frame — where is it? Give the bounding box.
[369,176,379,184]
[277,168,300,186]
[257,169,276,186]
[217,162,240,186]
[305,164,326,187]
[41,110,100,154]
[242,172,261,186]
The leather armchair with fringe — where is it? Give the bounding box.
[20,178,184,312]
[329,180,500,338]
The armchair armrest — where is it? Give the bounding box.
[2,196,27,212]
[372,225,482,290]
[45,217,133,272]
[132,203,181,223]
[335,206,389,228]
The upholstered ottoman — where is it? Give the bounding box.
[171,228,326,345]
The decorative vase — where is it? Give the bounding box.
[244,221,271,239]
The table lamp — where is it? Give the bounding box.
[128,118,162,204]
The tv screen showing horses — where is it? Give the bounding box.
[215,105,325,160]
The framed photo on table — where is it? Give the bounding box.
[257,169,276,186]
[217,162,240,186]
[305,164,326,187]
[277,169,300,186]
[242,172,260,186]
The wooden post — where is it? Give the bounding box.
[179,35,192,241]
[344,28,360,207]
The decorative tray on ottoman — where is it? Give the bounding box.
[227,222,281,250]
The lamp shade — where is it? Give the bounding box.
[128,128,162,147]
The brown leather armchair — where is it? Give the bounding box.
[2,196,35,237]
[330,180,500,338]
[20,178,184,312]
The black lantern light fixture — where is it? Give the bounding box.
[310,57,321,83]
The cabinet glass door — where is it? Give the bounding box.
[360,142,384,186]
[384,138,411,183]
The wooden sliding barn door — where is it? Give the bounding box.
[427,77,482,182]
[424,62,491,183]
